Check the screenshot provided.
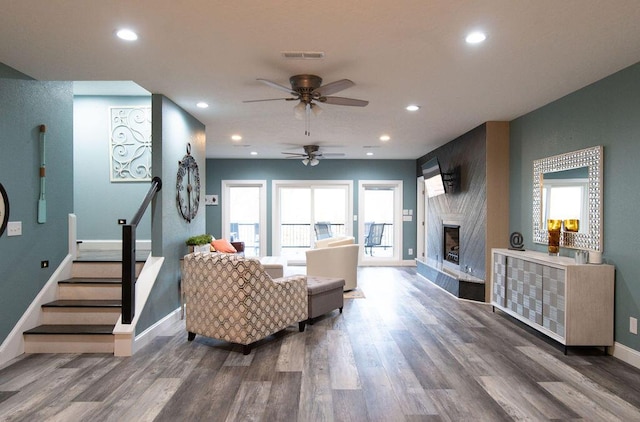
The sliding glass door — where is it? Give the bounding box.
[273,181,352,263]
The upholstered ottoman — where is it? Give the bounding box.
[306,276,345,324]
[259,256,287,278]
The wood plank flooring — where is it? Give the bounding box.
[2,266,640,421]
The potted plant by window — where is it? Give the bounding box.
[185,234,213,253]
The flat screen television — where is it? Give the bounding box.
[421,157,446,198]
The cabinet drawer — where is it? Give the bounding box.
[492,252,507,307]
[542,265,566,337]
[506,257,543,325]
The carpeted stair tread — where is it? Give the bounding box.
[58,278,121,285]
[42,299,122,308]
[24,324,114,335]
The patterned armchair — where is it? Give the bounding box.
[182,253,308,354]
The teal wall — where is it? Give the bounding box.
[137,94,206,333]
[74,96,152,240]
[206,159,417,259]
[0,78,74,343]
[510,61,640,352]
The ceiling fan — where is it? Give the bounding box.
[281,144,345,166]
[244,74,369,135]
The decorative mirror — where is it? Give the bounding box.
[532,145,603,251]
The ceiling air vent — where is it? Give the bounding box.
[281,51,325,60]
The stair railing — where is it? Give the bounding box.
[122,176,162,324]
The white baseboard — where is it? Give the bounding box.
[611,342,640,370]
[132,308,182,355]
[0,254,74,370]
[360,259,417,267]
[79,239,151,251]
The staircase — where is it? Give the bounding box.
[23,254,144,354]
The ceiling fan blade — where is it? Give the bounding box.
[313,79,355,96]
[257,78,298,96]
[321,153,346,157]
[243,97,297,103]
[281,152,306,156]
[320,96,369,107]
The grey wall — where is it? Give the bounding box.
[0,78,74,343]
[510,61,640,352]
[206,159,417,259]
[137,94,206,334]
[416,124,488,280]
[74,96,152,240]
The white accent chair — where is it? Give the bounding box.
[306,236,359,291]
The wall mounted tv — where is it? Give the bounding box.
[422,157,447,198]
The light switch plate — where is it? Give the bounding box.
[205,195,218,206]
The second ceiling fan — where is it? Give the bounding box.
[244,74,369,135]
[281,144,345,166]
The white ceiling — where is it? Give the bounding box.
[2,1,640,159]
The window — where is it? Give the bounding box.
[542,178,589,233]
[222,181,266,257]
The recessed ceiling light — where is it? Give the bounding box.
[379,135,390,142]
[406,105,420,112]
[250,151,258,156]
[116,29,138,41]
[366,152,374,156]
[465,31,486,44]
[196,102,209,109]
[231,134,242,141]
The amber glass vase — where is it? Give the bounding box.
[547,219,562,255]
[563,219,579,232]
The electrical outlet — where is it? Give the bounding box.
[118,219,126,225]
[7,221,22,236]
[408,248,413,255]
[41,260,49,268]
[630,317,638,335]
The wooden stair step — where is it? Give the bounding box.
[23,325,115,354]
[57,278,122,300]
[42,299,122,308]
[41,300,122,325]
[24,324,114,335]
[58,278,121,285]
[71,260,143,278]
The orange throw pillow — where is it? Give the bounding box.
[211,239,237,253]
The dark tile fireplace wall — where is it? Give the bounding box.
[417,124,488,279]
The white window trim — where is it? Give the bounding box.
[542,177,589,231]
[221,180,267,256]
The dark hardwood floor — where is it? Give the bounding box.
[2,266,640,421]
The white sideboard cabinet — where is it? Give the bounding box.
[491,248,614,354]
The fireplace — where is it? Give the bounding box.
[443,224,460,265]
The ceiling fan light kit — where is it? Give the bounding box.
[282,144,342,166]
[245,74,368,136]
[302,157,320,166]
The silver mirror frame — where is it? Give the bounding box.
[532,145,603,251]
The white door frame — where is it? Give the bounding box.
[221,180,267,256]
[358,180,403,264]
[416,176,425,262]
